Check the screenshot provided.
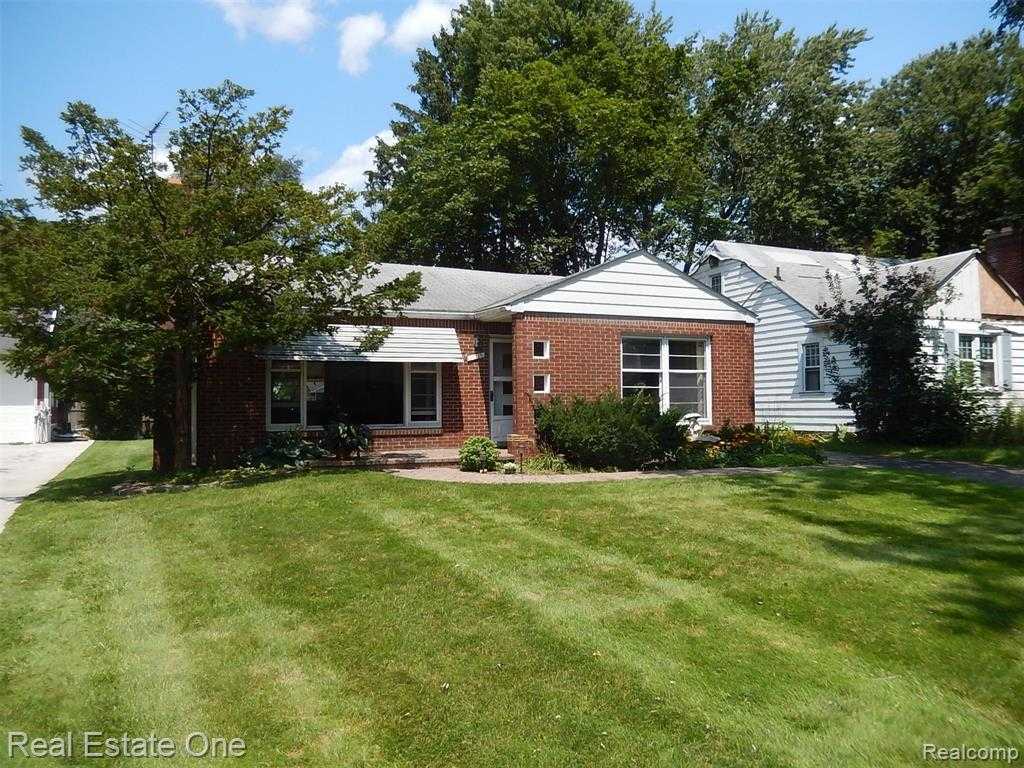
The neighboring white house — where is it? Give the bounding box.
[0,335,50,443]
[694,241,1024,432]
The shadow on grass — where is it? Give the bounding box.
[26,465,345,504]
[740,468,1024,634]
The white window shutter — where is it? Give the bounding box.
[1000,332,1013,389]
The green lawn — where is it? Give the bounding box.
[2,441,1023,767]
[826,439,1024,468]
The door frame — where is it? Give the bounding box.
[489,336,514,444]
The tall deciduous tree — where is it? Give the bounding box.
[0,81,419,471]
[683,13,868,259]
[849,32,1023,258]
[365,0,699,275]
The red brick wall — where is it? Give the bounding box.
[510,314,754,436]
[196,314,755,466]
[195,318,509,467]
[986,227,1024,299]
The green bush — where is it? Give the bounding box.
[459,436,500,472]
[677,422,824,469]
[520,452,569,474]
[322,419,371,457]
[238,428,331,468]
[534,393,682,470]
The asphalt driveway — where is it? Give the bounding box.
[0,441,92,532]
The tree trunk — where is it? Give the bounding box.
[151,347,193,473]
[152,350,177,474]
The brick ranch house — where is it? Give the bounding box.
[193,251,756,467]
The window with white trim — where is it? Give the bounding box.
[532,374,550,394]
[269,360,302,426]
[532,340,550,359]
[621,337,710,418]
[267,361,441,429]
[802,342,822,392]
[958,334,997,387]
[710,273,722,294]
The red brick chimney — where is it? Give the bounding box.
[985,225,1024,297]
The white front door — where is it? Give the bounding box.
[490,339,514,444]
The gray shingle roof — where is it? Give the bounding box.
[710,241,978,316]
[362,263,564,314]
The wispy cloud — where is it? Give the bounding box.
[335,0,457,75]
[337,13,387,75]
[306,130,395,191]
[389,0,457,52]
[209,0,318,44]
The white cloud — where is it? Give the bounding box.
[388,0,457,52]
[306,130,395,191]
[210,0,318,44]
[337,13,387,75]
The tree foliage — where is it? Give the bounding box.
[366,0,700,274]
[0,81,420,469]
[817,262,987,444]
[848,32,1023,258]
[683,13,868,258]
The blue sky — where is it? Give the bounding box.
[1,0,996,204]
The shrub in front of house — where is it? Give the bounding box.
[676,422,824,469]
[237,428,331,469]
[534,394,682,470]
[459,436,500,472]
[321,419,371,458]
[520,452,570,474]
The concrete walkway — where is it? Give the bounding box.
[825,450,1024,489]
[0,441,93,532]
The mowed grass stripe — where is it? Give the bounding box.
[370,486,1019,766]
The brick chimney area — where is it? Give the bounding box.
[985,225,1024,297]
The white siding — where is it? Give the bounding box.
[1,336,49,443]
[698,261,855,431]
[509,253,752,323]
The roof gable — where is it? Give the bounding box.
[501,250,755,323]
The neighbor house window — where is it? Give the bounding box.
[621,337,710,419]
[710,273,722,294]
[802,342,822,392]
[533,374,550,394]
[269,360,301,426]
[532,340,550,359]
[958,334,996,387]
[267,361,441,429]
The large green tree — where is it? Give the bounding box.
[0,81,419,471]
[365,0,699,275]
[683,13,868,258]
[849,31,1023,258]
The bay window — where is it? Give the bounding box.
[267,360,441,429]
[621,337,711,419]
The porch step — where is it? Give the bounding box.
[312,448,513,470]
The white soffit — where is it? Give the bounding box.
[264,325,464,363]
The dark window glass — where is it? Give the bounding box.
[305,362,327,427]
[533,341,548,358]
[328,362,404,425]
[270,362,301,424]
[410,363,438,422]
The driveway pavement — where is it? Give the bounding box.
[0,441,93,532]
[825,451,1024,488]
